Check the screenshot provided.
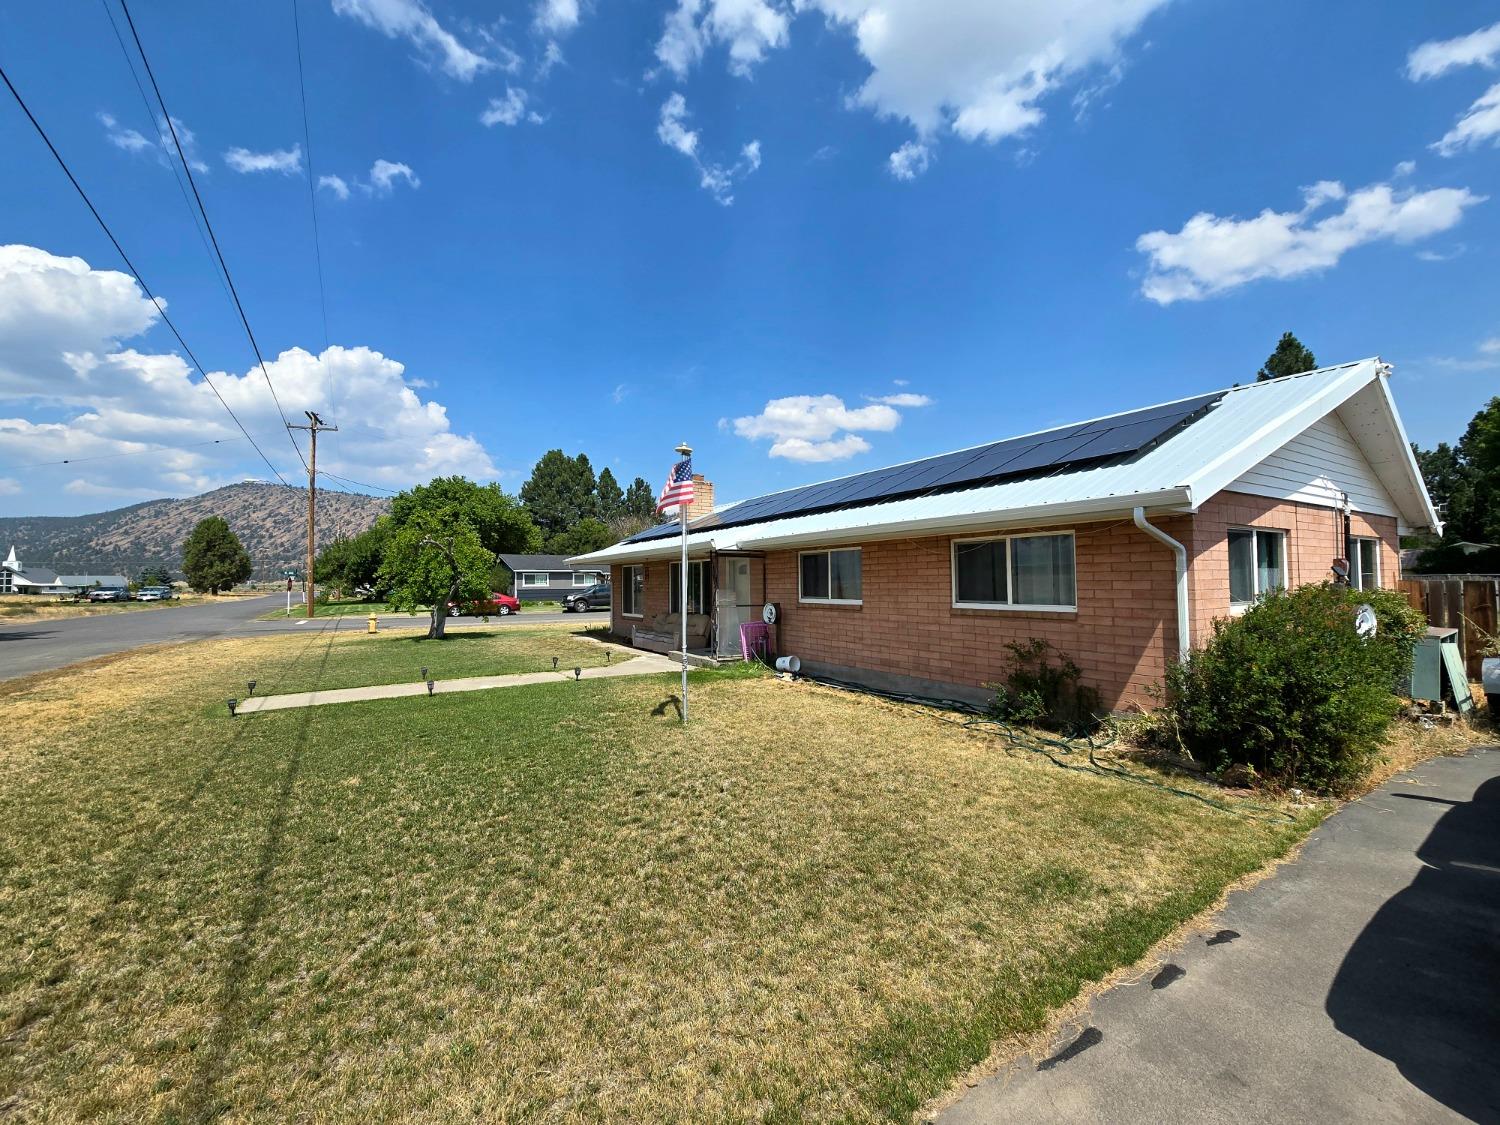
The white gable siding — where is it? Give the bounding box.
[1228,414,1398,517]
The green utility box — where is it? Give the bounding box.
[1408,627,1474,714]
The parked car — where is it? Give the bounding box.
[135,590,162,602]
[446,592,520,618]
[87,587,127,602]
[564,583,611,612]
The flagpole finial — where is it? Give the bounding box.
[675,441,692,456]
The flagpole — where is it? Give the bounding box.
[676,441,692,724]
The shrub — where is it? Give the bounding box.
[991,638,1102,732]
[1166,583,1425,795]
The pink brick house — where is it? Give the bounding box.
[570,360,1440,711]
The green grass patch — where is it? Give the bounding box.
[257,600,414,620]
[0,634,1321,1121]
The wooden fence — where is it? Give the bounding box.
[1397,575,1500,680]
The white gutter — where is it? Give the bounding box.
[1133,506,1191,663]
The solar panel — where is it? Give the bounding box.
[618,390,1224,545]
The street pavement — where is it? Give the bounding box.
[0,598,594,682]
[939,745,1500,1125]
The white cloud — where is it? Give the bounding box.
[1432,82,1500,156]
[1135,178,1486,304]
[796,0,1166,169]
[367,159,421,194]
[0,244,495,511]
[657,93,761,204]
[480,87,543,126]
[869,392,931,407]
[0,478,19,496]
[1415,243,1465,262]
[332,0,492,81]
[223,144,303,174]
[98,111,209,173]
[655,0,790,79]
[98,112,152,153]
[538,40,565,77]
[1405,21,1500,81]
[318,174,351,200]
[535,0,580,34]
[1393,159,1417,177]
[888,140,930,180]
[732,392,916,461]
[1481,337,1500,354]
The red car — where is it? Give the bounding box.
[446,592,520,618]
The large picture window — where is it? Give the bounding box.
[520,572,550,587]
[952,533,1076,610]
[670,560,711,614]
[1351,537,1380,591]
[799,548,862,604]
[621,565,644,617]
[1228,528,1286,607]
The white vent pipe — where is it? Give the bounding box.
[1133,506,1191,663]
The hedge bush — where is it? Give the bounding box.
[1166,583,1425,795]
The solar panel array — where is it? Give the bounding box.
[624,390,1225,544]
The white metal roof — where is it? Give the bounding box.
[570,359,1440,566]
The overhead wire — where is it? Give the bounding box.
[97,0,233,309]
[0,61,294,488]
[0,436,248,473]
[118,0,310,475]
[317,470,399,496]
[289,0,334,421]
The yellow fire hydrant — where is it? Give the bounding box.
[368,614,379,634]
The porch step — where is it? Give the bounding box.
[669,650,725,668]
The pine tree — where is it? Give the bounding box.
[1257,332,1317,381]
[623,476,657,521]
[596,467,625,519]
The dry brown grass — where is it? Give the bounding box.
[0,593,224,623]
[0,634,1322,1122]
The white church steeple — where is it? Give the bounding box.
[2,545,17,572]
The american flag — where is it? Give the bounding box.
[657,457,695,515]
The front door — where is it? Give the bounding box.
[716,556,754,656]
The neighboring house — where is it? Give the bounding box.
[495,554,607,602]
[1,546,128,596]
[569,359,1440,711]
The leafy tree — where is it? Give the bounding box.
[519,450,601,550]
[315,519,391,597]
[623,475,657,522]
[378,512,493,639]
[1256,332,1317,381]
[549,517,613,559]
[1411,397,1500,547]
[390,477,539,556]
[596,467,625,520]
[606,512,657,543]
[181,516,252,594]
[137,566,173,587]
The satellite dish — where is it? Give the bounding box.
[1354,604,1377,638]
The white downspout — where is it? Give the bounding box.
[1133,506,1191,663]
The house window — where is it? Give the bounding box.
[670,561,711,614]
[572,572,598,586]
[621,565,644,617]
[520,572,550,587]
[952,532,1076,610]
[798,548,862,604]
[1351,537,1380,591]
[1228,528,1286,607]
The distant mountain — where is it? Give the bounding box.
[0,482,389,580]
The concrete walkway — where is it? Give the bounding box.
[234,650,681,713]
[939,746,1500,1125]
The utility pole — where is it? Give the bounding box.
[288,411,337,619]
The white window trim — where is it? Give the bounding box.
[951,531,1078,613]
[621,565,644,619]
[1351,536,1381,591]
[572,572,597,587]
[797,547,863,606]
[520,571,552,587]
[1228,527,1288,613]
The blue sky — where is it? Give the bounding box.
[1,0,1497,516]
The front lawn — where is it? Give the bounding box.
[0,632,1319,1121]
[244,625,630,695]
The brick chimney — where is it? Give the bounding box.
[685,475,714,521]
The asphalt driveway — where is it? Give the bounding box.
[940,745,1500,1125]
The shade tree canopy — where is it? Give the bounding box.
[181,516,252,594]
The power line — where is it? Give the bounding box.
[318,469,399,496]
[97,0,232,309]
[119,0,310,475]
[0,436,247,473]
[291,0,332,390]
[0,62,294,489]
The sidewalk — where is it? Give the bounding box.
[234,650,680,713]
[938,746,1500,1125]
